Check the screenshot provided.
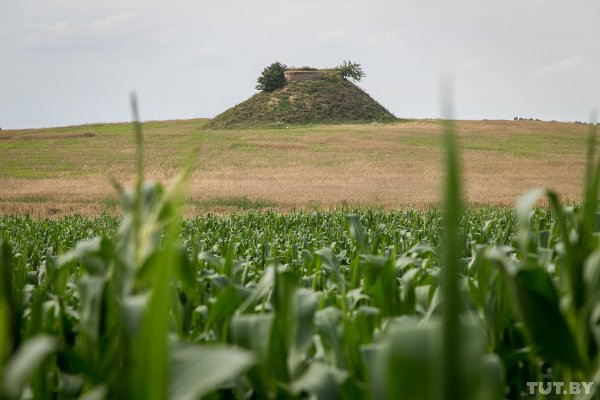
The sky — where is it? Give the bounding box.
[1,0,599,129]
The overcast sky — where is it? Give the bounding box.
[1,0,599,129]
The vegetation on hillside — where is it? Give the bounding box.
[207,79,395,129]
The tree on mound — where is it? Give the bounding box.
[336,60,365,82]
[255,62,287,92]
[207,61,395,128]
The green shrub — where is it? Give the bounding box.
[336,60,366,82]
[256,62,287,92]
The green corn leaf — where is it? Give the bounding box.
[346,215,368,253]
[584,249,600,304]
[173,245,196,294]
[2,335,58,400]
[511,267,583,368]
[78,275,106,343]
[315,248,344,291]
[207,285,242,330]
[169,344,255,400]
[366,319,439,400]
[58,237,113,276]
[0,238,14,363]
[289,362,349,399]
[231,314,274,359]
[315,307,345,368]
[237,266,275,314]
[269,268,298,383]
[230,314,276,398]
[131,248,170,400]
[78,386,108,400]
[288,288,319,378]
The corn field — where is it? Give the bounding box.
[1,114,600,399]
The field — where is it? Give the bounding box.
[2,117,600,399]
[0,119,591,216]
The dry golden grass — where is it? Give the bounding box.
[0,119,590,216]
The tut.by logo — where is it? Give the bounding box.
[527,382,594,396]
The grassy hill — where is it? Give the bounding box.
[207,79,396,129]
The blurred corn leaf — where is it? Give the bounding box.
[169,344,255,400]
[2,335,58,400]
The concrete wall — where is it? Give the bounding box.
[284,70,341,82]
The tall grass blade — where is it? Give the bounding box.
[441,104,463,400]
[130,93,144,271]
[0,239,15,360]
[583,112,599,237]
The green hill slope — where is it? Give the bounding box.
[207,79,396,129]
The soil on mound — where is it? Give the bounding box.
[207,79,396,129]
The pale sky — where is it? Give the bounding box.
[1,0,599,129]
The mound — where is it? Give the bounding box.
[207,79,396,129]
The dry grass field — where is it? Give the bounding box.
[0,118,590,216]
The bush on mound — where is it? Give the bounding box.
[255,62,287,92]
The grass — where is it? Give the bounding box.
[0,118,591,216]
[101,196,120,208]
[401,121,587,158]
[9,195,51,203]
[190,196,277,210]
[0,119,209,178]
